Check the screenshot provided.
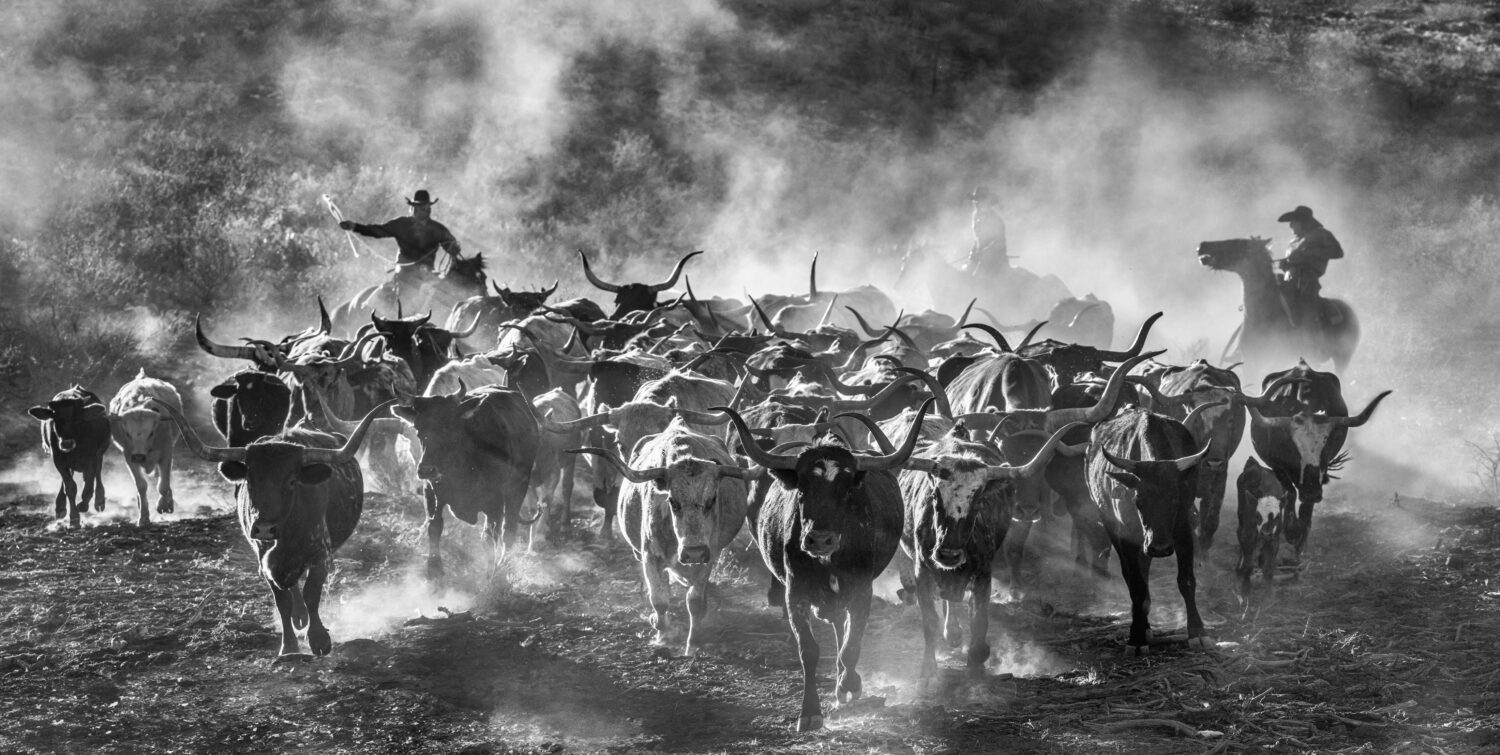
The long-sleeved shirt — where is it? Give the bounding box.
[1283,225,1343,277]
[347,217,461,270]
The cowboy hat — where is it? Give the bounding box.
[1276,205,1313,222]
[406,189,439,206]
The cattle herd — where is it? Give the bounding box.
[23,251,1391,732]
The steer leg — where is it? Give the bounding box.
[1195,463,1227,569]
[53,460,76,526]
[126,461,151,527]
[1175,532,1209,649]
[1001,518,1033,602]
[836,583,872,705]
[967,571,992,676]
[915,570,942,691]
[423,484,445,580]
[304,560,333,656]
[787,596,823,732]
[1290,497,1317,563]
[270,586,302,657]
[1115,542,1153,655]
[641,554,673,647]
[156,451,175,515]
[943,599,964,649]
[684,567,710,657]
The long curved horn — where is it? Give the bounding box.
[195,315,261,363]
[490,280,505,297]
[1234,373,1310,410]
[674,407,733,426]
[445,312,483,339]
[302,400,398,464]
[1125,376,1192,416]
[1245,404,1294,429]
[1045,350,1166,428]
[988,421,1084,480]
[817,294,839,328]
[1181,398,1230,428]
[334,331,385,369]
[961,323,1011,352]
[747,295,791,338]
[894,366,954,419]
[1066,301,1103,328]
[853,398,933,471]
[1098,311,1163,361]
[317,297,332,334]
[832,411,898,454]
[808,251,819,297]
[715,406,802,470]
[541,280,559,299]
[578,250,622,293]
[154,401,245,463]
[1015,321,1047,351]
[568,447,668,483]
[1171,440,1214,471]
[1333,390,1392,428]
[538,410,614,434]
[772,372,927,412]
[648,250,704,292]
[845,306,883,338]
[1101,447,1141,474]
[956,298,976,328]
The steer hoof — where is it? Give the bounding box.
[309,627,332,656]
[1187,635,1214,651]
[94,500,106,513]
[156,498,174,514]
[796,715,823,732]
[1124,644,1149,658]
[273,653,314,665]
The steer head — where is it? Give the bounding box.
[1236,457,1290,590]
[721,399,932,561]
[160,400,388,550]
[903,421,1080,570]
[29,386,106,453]
[389,383,473,483]
[109,405,170,464]
[493,280,560,321]
[210,370,292,444]
[1093,411,1213,559]
[579,250,701,319]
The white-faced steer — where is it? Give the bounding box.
[163,400,390,660]
[393,384,540,578]
[1086,407,1213,656]
[721,399,933,733]
[107,370,183,526]
[573,417,755,656]
[898,420,1080,686]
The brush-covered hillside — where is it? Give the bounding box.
[2,0,1499,470]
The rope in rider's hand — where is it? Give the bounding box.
[321,194,361,259]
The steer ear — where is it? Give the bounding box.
[28,406,54,420]
[209,384,238,399]
[218,461,248,482]
[1106,471,1140,489]
[299,464,334,485]
[391,404,417,424]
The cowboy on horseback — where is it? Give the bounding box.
[963,185,1011,277]
[338,189,463,296]
[1274,205,1344,327]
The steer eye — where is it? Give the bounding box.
[669,498,683,512]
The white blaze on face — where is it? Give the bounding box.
[1290,415,1337,470]
[934,467,988,521]
[812,460,842,481]
[1256,495,1281,531]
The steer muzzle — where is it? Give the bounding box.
[678,545,712,565]
[57,439,77,453]
[417,463,441,482]
[250,520,278,541]
[128,453,149,464]
[1145,542,1175,558]
[800,529,843,559]
[933,548,968,569]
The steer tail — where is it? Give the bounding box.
[289,585,310,631]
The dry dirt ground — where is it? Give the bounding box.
[2,458,1500,755]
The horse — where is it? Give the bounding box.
[331,254,489,337]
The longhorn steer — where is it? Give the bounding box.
[163,400,388,659]
[393,385,541,577]
[1245,359,1391,564]
[721,399,932,732]
[107,370,183,526]
[445,280,559,352]
[580,250,700,318]
[573,418,754,655]
[1086,407,1213,655]
[28,386,111,528]
[899,421,1079,685]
